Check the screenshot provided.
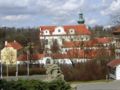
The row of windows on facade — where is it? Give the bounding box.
[44,37,89,45]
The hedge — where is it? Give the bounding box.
[2,64,46,76]
[0,79,71,90]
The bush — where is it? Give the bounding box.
[61,59,109,81]
[0,79,71,90]
[2,64,46,76]
[49,80,71,90]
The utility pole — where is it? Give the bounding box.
[27,50,29,77]
[16,62,18,80]
[0,62,2,79]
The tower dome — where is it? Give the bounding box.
[77,13,85,24]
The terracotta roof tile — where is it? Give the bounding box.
[113,28,120,34]
[67,49,85,58]
[6,41,23,50]
[40,24,91,35]
[63,24,91,35]
[51,53,68,59]
[40,26,56,34]
[9,41,23,50]
[107,59,120,68]
[63,40,97,48]
[48,48,112,59]
[63,41,81,48]
[95,37,112,44]
[67,49,111,59]
[17,53,44,61]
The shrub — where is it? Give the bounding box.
[2,64,46,76]
[0,79,71,90]
[61,59,109,81]
[49,80,71,90]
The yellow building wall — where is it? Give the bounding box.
[1,47,17,65]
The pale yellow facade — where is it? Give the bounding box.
[1,47,17,65]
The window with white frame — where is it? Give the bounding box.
[69,29,75,34]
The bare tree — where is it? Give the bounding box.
[110,12,120,26]
[51,39,60,54]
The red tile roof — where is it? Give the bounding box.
[40,24,91,35]
[17,53,44,61]
[63,41,81,48]
[95,37,112,44]
[107,59,120,68]
[86,39,98,46]
[63,24,91,35]
[50,49,87,59]
[113,28,120,34]
[63,40,97,48]
[40,26,56,34]
[67,49,111,59]
[6,41,23,50]
[67,49,85,58]
[51,53,68,59]
[47,48,112,59]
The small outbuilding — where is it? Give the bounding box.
[107,59,120,80]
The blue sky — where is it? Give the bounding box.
[0,0,119,27]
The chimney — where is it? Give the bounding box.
[14,40,16,43]
[5,41,8,46]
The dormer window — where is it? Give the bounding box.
[44,30,50,35]
[53,26,66,35]
[69,29,75,34]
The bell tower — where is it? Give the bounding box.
[77,13,85,24]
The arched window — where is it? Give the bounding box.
[46,31,48,33]
[58,29,61,32]
[45,39,48,45]
[46,59,51,64]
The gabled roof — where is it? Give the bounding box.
[17,53,44,61]
[107,59,120,68]
[40,24,91,35]
[40,26,56,34]
[63,24,91,35]
[9,41,23,50]
[5,41,23,50]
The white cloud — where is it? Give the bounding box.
[87,19,97,25]
[0,0,113,27]
[109,0,120,11]
[1,15,30,21]
[101,0,120,15]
